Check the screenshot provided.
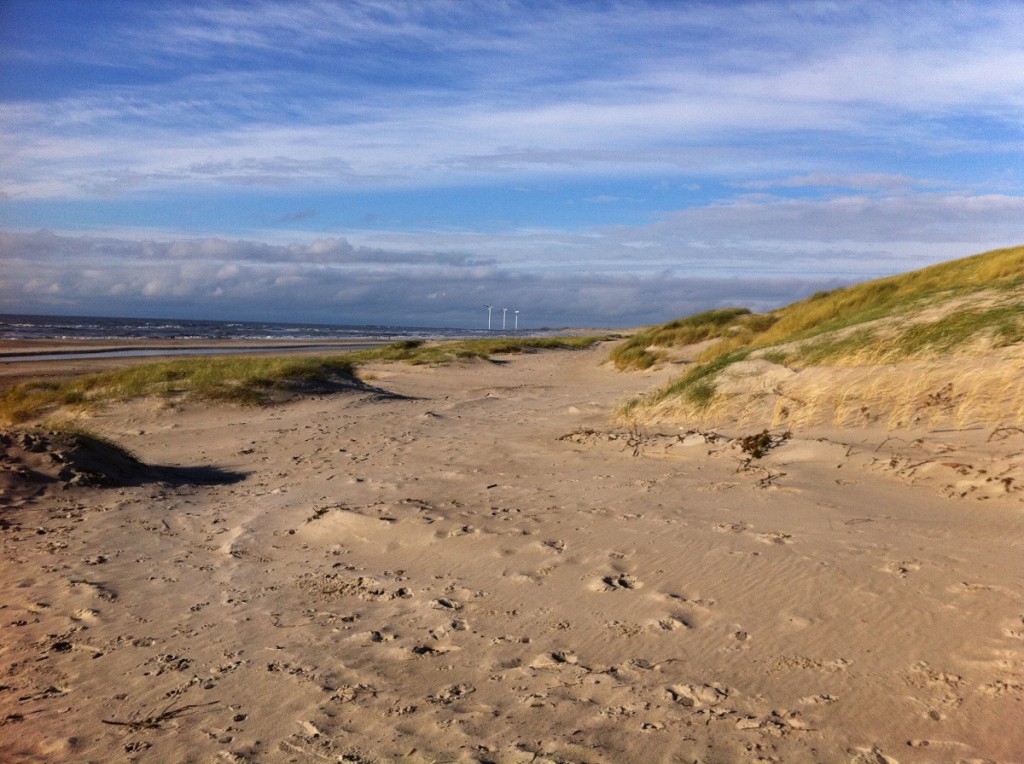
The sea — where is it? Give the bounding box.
[0,313,493,343]
[0,313,531,362]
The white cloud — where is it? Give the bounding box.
[3,2,1024,328]
[736,173,925,191]
[3,2,1024,198]
[4,190,1023,327]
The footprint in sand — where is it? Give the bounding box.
[904,661,966,719]
[599,573,642,591]
[755,531,793,545]
[665,682,731,708]
[655,615,692,631]
[430,597,463,611]
[410,644,451,657]
[428,683,474,705]
[798,693,838,705]
[980,677,1024,696]
[661,592,716,609]
[881,560,921,577]
[530,650,581,668]
[849,746,900,764]
[735,709,812,732]
[948,580,1008,594]
[72,608,100,623]
[69,578,118,601]
[1002,615,1024,640]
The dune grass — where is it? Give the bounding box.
[0,354,358,424]
[704,244,1024,362]
[617,244,1024,420]
[610,308,770,370]
[784,304,1024,367]
[619,349,752,418]
[348,335,611,366]
[0,335,611,425]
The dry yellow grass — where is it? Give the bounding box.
[618,245,1024,429]
[629,353,1024,430]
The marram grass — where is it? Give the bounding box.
[702,244,1024,362]
[610,308,766,370]
[0,335,611,425]
[0,354,357,424]
[616,244,1024,423]
[347,335,611,366]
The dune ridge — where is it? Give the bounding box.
[618,245,1024,430]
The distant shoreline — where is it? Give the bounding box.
[0,334,589,388]
[0,338,391,389]
[0,339,387,363]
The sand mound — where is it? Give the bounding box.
[0,429,244,507]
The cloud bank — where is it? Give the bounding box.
[2,1,1024,327]
[4,190,1022,327]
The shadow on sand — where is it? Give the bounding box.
[134,463,249,487]
[0,429,248,503]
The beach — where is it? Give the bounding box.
[0,339,388,390]
[1,341,1022,763]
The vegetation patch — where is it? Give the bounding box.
[786,304,1024,366]
[616,244,1024,423]
[737,429,791,460]
[349,335,611,366]
[0,335,611,425]
[0,354,358,425]
[620,350,751,417]
[706,244,1024,361]
[610,308,765,370]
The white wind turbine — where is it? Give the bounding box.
[514,310,519,330]
[485,305,493,331]
[502,307,507,331]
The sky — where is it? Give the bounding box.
[2,0,1024,330]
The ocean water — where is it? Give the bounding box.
[0,313,494,343]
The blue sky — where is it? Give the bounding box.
[2,0,1024,328]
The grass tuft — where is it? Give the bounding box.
[348,335,611,366]
[610,308,764,370]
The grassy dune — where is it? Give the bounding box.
[0,336,609,426]
[619,245,1024,426]
[0,354,359,424]
[350,335,611,365]
[610,308,772,370]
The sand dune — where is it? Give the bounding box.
[1,344,1022,762]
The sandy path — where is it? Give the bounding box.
[1,345,1022,763]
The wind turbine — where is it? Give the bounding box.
[514,310,519,330]
[502,307,507,331]
[485,305,493,331]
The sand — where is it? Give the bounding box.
[1,343,1022,763]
